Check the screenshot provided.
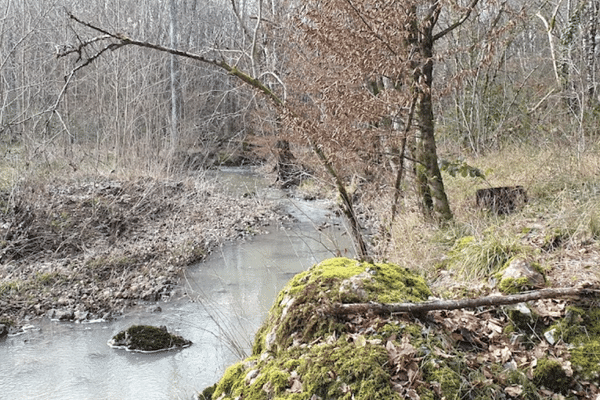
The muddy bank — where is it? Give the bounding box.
[0,175,289,327]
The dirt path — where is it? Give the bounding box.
[0,176,288,328]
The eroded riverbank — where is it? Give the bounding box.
[0,171,292,328]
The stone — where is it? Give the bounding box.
[74,310,89,322]
[47,308,74,321]
[501,258,545,287]
[0,324,8,338]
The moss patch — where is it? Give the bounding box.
[213,339,400,400]
[422,361,462,400]
[254,257,430,354]
[109,325,192,352]
[546,305,600,381]
[533,358,571,393]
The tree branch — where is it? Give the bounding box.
[62,11,283,107]
[433,0,481,41]
[330,286,599,316]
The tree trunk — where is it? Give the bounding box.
[169,0,182,151]
[583,0,599,106]
[413,5,452,222]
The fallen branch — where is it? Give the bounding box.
[330,286,599,316]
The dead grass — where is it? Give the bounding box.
[386,143,600,292]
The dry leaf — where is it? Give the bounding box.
[406,388,420,400]
[505,385,523,397]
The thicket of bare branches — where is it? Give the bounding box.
[0,0,264,174]
[0,0,598,257]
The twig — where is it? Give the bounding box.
[330,286,599,316]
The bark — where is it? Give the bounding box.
[413,3,452,221]
[169,0,182,151]
[330,286,599,316]
[583,0,599,105]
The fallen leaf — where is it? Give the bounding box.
[406,388,420,400]
[505,385,523,397]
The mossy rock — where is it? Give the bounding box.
[108,325,192,353]
[207,257,431,400]
[254,257,432,354]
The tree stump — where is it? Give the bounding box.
[476,186,527,215]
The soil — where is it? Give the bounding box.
[0,175,290,328]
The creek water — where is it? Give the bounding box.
[0,168,353,400]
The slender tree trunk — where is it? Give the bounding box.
[583,0,598,106]
[169,0,182,152]
[412,4,452,221]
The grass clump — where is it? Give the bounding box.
[439,232,521,280]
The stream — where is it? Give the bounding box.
[0,168,353,400]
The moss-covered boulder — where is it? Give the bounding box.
[108,325,192,353]
[496,258,545,294]
[206,257,431,400]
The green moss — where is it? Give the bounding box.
[571,341,600,380]
[506,370,541,400]
[275,258,429,351]
[422,361,462,400]
[214,258,428,399]
[198,384,216,400]
[110,325,190,352]
[365,261,432,303]
[298,342,400,400]
[498,276,531,294]
[533,358,571,393]
[212,361,247,399]
[214,340,400,400]
[546,305,600,381]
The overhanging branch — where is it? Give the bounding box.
[62,11,283,107]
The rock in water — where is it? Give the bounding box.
[108,325,192,353]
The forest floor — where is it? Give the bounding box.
[0,173,290,329]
